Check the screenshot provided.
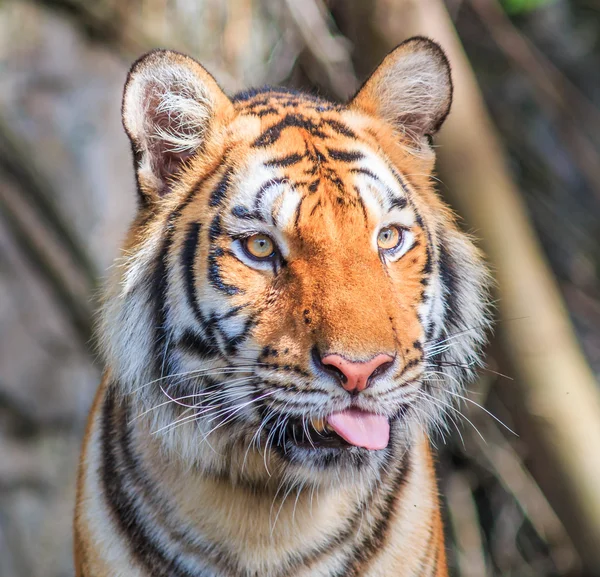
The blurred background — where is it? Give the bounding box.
[1,0,600,575]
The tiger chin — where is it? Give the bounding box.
[74,36,490,577]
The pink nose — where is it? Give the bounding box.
[321,354,395,393]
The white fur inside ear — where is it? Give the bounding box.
[353,39,452,141]
[123,53,218,196]
[379,51,450,137]
[151,76,212,154]
[126,61,213,154]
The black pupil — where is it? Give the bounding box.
[252,237,272,257]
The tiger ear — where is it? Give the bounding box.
[122,49,235,203]
[350,37,452,146]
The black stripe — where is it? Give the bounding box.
[390,197,408,210]
[219,304,247,320]
[151,155,230,374]
[293,195,305,229]
[354,187,369,224]
[222,314,256,355]
[178,329,214,358]
[101,391,210,576]
[101,390,174,575]
[426,322,436,343]
[265,152,305,168]
[254,177,286,211]
[422,244,433,275]
[231,205,251,219]
[276,99,302,109]
[323,119,356,139]
[208,214,222,242]
[252,114,327,148]
[327,148,363,163]
[438,240,460,330]
[324,169,345,194]
[181,221,203,316]
[255,107,279,117]
[180,221,221,355]
[388,164,411,196]
[303,146,326,169]
[350,168,399,209]
[100,389,242,576]
[209,166,233,207]
[150,228,172,370]
[151,201,196,374]
[340,450,411,576]
[349,167,381,182]
[208,247,241,295]
[231,205,265,223]
[309,199,322,217]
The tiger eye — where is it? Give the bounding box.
[244,234,275,259]
[377,226,402,251]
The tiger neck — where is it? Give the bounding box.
[102,385,440,576]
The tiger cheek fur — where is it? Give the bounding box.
[75,39,490,577]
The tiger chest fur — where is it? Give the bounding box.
[74,37,490,577]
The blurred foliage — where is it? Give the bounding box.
[501,0,555,15]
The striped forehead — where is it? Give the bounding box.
[221,144,416,233]
[348,146,416,226]
[224,156,302,230]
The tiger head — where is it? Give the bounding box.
[102,38,490,487]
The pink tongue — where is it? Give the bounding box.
[326,409,390,450]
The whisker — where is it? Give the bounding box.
[158,378,256,411]
[437,386,517,437]
[197,390,279,441]
[424,367,515,435]
[292,480,307,525]
[151,385,265,435]
[243,409,275,473]
[271,480,297,536]
[416,389,486,444]
[429,361,513,381]
[130,365,264,394]
[130,377,258,423]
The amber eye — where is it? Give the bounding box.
[377,226,403,251]
[243,234,275,260]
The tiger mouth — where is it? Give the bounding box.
[278,412,391,451]
[281,417,352,450]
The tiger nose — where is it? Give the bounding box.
[320,353,395,393]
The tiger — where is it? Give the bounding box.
[74,36,490,577]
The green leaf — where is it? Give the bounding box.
[501,0,554,14]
